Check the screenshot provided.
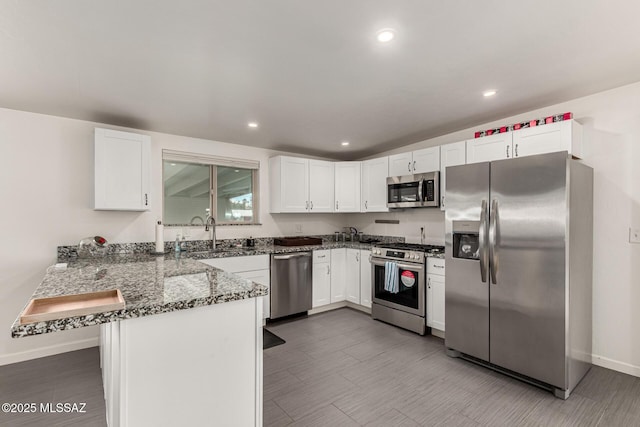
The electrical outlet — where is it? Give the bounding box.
[295,224,303,234]
[630,228,640,243]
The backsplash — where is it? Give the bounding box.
[57,234,404,258]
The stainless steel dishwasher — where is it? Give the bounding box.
[270,252,312,319]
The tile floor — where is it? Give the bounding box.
[1,307,639,426]
[264,308,640,426]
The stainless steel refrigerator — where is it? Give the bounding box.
[444,151,593,399]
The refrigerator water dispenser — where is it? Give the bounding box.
[452,221,480,260]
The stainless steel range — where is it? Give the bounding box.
[370,243,443,335]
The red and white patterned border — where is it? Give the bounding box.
[474,112,573,138]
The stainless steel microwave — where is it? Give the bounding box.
[387,172,440,208]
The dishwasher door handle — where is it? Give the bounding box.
[273,252,311,260]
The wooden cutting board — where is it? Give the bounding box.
[20,289,125,324]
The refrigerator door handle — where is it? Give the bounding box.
[479,199,488,283]
[489,199,499,284]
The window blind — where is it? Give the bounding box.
[162,149,260,170]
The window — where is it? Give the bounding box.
[216,166,255,223]
[162,150,260,225]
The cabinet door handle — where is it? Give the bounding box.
[413,160,416,171]
[408,162,412,173]
[144,193,148,206]
[365,201,368,210]
[336,201,339,210]
[327,265,330,275]
[356,253,359,262]
[515,143,519,157]
[428,277,431,288]
[506,145,510,158]
[305,201,309,210]
[441,196,445,207]
[310,201,313,210]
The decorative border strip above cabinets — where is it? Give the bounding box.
[474,112,573,138]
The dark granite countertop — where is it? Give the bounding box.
[12,238,443,338]
[178,241,444,260]
[11,255,268,338]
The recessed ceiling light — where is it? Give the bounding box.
[483,90,497,97]
[341,141,350,146]
[248,122,258,128]
[170,163,176,166]
[376,29,395,43]
[234,169,240,172]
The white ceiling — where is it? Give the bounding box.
[2,1,640,160]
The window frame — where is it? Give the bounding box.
[162,150,260,226]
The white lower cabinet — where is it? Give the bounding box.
[314,248,371,309]
[330,248,347,302]
[359,250,372,308]
[199,255,271,319]
[312,250,331,308]
[346,249,361,304]
[236,270,271,319]
[426,258,445,331]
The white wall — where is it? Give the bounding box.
[0,108,346,365]
[356,81,640,377]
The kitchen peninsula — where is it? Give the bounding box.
[11,253,267,427]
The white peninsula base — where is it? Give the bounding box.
[100,298,263,427]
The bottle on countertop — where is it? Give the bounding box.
[175,234,181,253]
[180,235,187,252]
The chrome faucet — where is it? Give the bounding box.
[190,215,204,225]
[205,214,217,250]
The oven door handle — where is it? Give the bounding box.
[370,258,424,272]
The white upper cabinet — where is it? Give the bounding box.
[308,160,335,212]
[334,162,361,212]
[269,156,334,213]
[388,146,440,176]
[512,120,582,159]
[466,132,513,164]
[439,141,466,211]
[361,156,389,212]
[388,152,414,176]
[269,156,309,213]
[466,120,583,165]
[94,128,151,211]
[412,146,441,174]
